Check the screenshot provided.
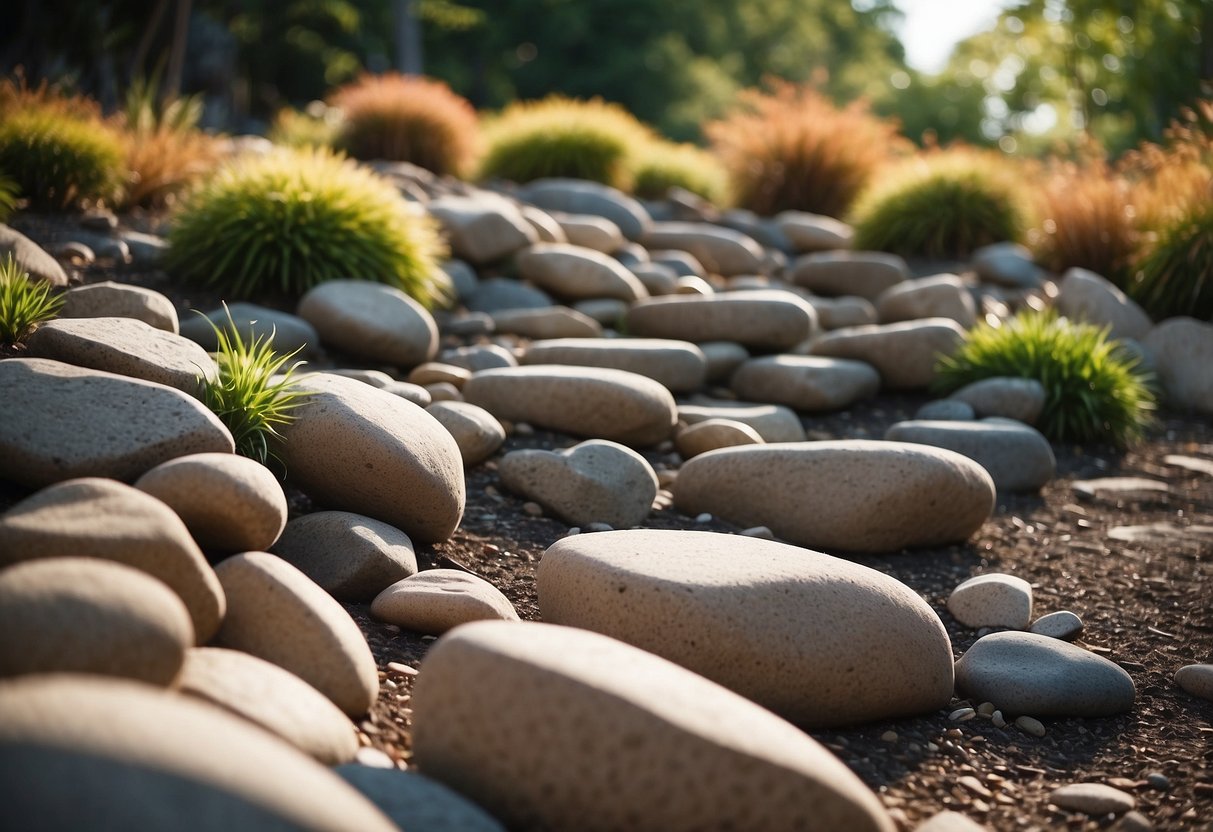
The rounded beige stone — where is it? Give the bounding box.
[948,377,1046,424]
[411,621,895,832]
[517,204,567,243]
[698,341,750,382]
[677,399,806,442]
[297,280,438,368]
[278,373,466,544]
[59,281,179,333]
[884,419,1055,492]
[371,569,519,634]
[135,453,288,553]
[0,478,226,642]
[213,552,379,716]
[516,242,648,302]
[178,647,358,765]
[730,355,880,412]
[1175,664,1213,701]
[0,675,398,831]
[1049,783,1135,815]
[490,306,603,339]
[462,365,677,447]
[626,290,817,351]
[774,211,854,252]
[428,194,538,264]
[791,251,909,300]
[808,318,967,390]
[876,274,977,328]
[673,441,996,553]
[947,573,1033,630]
[630,262,679,296]
[641,222,766,276]
[518,178,651,241]
[0,557,192,685]
[675,418,764,459]
[539,529,955,726]
[0,359,234,489]
[1056,267,1152,341]
[521,337,707,393]
[406,362,472,389]
[552,213,625,253]
[498,439,659,528]
[271,511,417,603]
[812,295,878,330]
[425,401,506,467]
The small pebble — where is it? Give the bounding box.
[1030,609,1084,641]
[991,710,1007,729]
[586,522,614,533]
[385,662,417,676]
[1145,773,1170,790]
[977,701,996,717]
[740,526,774,540]
[949,707,977,721]
[354,747,396,769]
[514,422,535,436]
[1111,810,1154,832]
[522,501,544,517]
[881,730,898,743]
[1015,715,1046,737]
[566,527,581,536]
[1049,782,1136,815]
[695,512,713,523]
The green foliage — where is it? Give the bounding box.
[850,152,1029,258]
[269,106,342,149]
[199,308,306,466]
[0,254,63,345]
[331,73,480,176]
[935,310,1155,446]
[0,108,125,211]
[1130,199,1213,321]
[478,96,655,189]
[0,175,18,221]
[123,71,205,133]
[166,147,450,305]
[631,141,729,205]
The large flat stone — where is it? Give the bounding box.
[626,290,818,351]
[730,355,880,412]
[516,242,647,302]
[641,222,766,276]
[884,419,1056,492]
[519,178,651,241]
[522,337,707,393]
[808,318,966,390]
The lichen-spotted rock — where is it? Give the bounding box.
[411,620,894,832]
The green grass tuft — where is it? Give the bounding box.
[0,254,63,345]
[851,151,1029,259]
[0,108,125,211]
[631,140,730,205]
[199,308,307,466]
[165,147,450,305]
[934,310,1156,447]
[478,96,655,189]
[1129,198,1213,321]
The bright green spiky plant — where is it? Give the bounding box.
[478,96,655,189]
[1130,198,1213,321]
[199,309,307,466]
[0,254,63,345]
[851,150,1030,259]
[631,140,730,205]
[0,107,125,211]
[935,310,1156,446]
[166,147,450,305]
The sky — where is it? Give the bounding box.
[894,0,1015,74]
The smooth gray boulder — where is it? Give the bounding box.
[337,766,507,832]
[539,529,955,726]
[948,377,1046,425]
[775,212,853,252]
[627,290,818,351]
[791,251,909,300]
[1056,267,1153,341]
[426,400,506,466]
[298,280,438,368]
[271,511,418,603]
[674,441,995,553]
[971,242,1044,289]
[522,337,707,393]
[371,569,519,634]
[464,277,553,313]
[1175,664,1213,701]
[677,399,806,442]
[730,355,880,412]
[411,621,895,832]
[954,631,1136,716]
[60,281,179,333]
[1143,317,1213,414]
[808,318,966,390]
[1030,610,1084,641]
[947,573,1033,630]
[674,418,764,459]
[0,224,67,286]
[180,302,319,356]
[428,194,538,264]
[641,222,767,276]
[490,306,602,339]
[884,419,1055,492]
[519,178,651,241]
[551,212,625,253]
[876,274,977,328]
[0,359,234,489]
[516,242,648,302]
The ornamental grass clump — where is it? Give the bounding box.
[199,309,306,466]
[850,150,1030,259]
[0,254,63,345]
[631,140,730,205]
[166,147,449,305]
[331,73,480,176]
[478,96,655,189]
[935,310,1155,447]
[1131,198,1213,321]
[705,81,901,217]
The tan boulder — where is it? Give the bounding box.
[297,280,438,368]
[674,418,764,459]
[519,178,651,241]
[876,274,977,328]
[59,281,179,333]
[730,355,880,412]
[1055,267,1153,341]
[677,399,806,442]
[626,290,817,351]
[371,569,519,634]
[517,242,648,301]
[1143,317,1213,414]
[428,194,538,264]
[808,318,967,390]
[522,337,707,393]
[774,211,854,252]
[425,401,506,467]
[0,223,67,285]
[490,306,602,339]
[551,212,625,253]
[641,222,766,276]
[791,251,909,300]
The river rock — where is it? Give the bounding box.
[135,453,287,553]
[916,399,976,421]
[179,647,357,765]
[499,439,658,528]
[0,675,398,831]
[1056,268,1153,341]
[775,212,853,252]
[428,194,538,264]
[463,365,677,447]
[180,302,320,356]
[26,317,215,397]
[214,552,378,716]
[954,631,1136,716]
[271,511,417,603]
[812,295,879,329]
[808,318,967,390]
[0,358,234,488]
[884,419,1055,492]
[277,373,465,543]
[674,441,995,553]
[971,242,1044,289]
[371,569,519,634]
[678,399,806,442]
[522,337,706,393]
[629,262,680,296]
[626,290,817,351]
[551,212,624,253]
[439,343,518,372]
[60,281,179,333]
[675,418,764,459]
[519,179,651,241]
[464,277,554,313]
[0,224,67,285]
[297,280,438,368]
[518,204,567,243]
[0,478,225,642]
[491,306,602,339]
[641,222,766,276]
[0,557,191,685]
[1050,783,1136,815]
[916,812,990,832]
[876,274,977,328]
[1030,610,1084,641]
[730,355,880,412]
[1143,317,1213,414]
[411,620,894,832]
[1175,664,1213,701]
[791,251,909,300]
[426,400,506,466]
[574,298,630,325]
[947,573,1033,630]
[948,377,1046,424]
[516,242,647,302]
[337,766,507,832]
[539,529,954,726]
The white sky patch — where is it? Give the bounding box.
[894,0,1014,74]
